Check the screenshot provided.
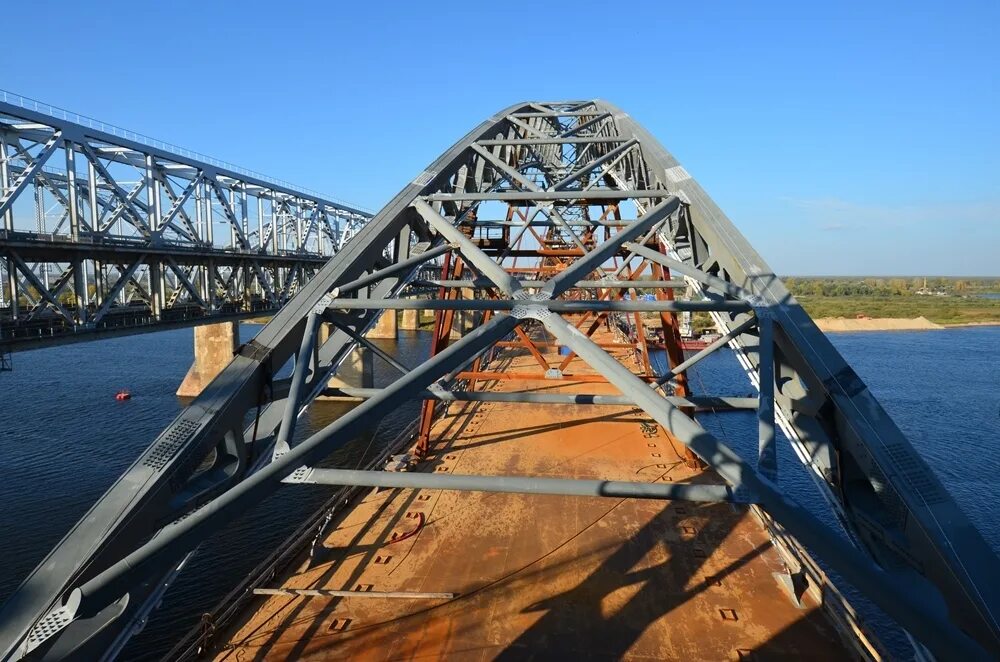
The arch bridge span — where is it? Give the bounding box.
[1,100,997,660]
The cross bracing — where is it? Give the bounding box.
[0,92,371,351]
[0,101,997,661]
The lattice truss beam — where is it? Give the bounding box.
[1,102,997,661]
[0,99,370,348]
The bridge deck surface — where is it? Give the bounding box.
[214,331,851,660]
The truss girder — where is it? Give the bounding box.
[0,100,996,662]
[0,99,372,350]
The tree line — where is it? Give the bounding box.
[783,277,1000,297]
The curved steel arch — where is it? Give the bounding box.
[1,101,997,660]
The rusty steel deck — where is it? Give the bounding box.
[212,335,855,661]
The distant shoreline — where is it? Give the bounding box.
[814,317,1000,333]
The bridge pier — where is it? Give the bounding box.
[176,322,239,398]
[400,308,419,330]
[367,311,397,339]
[450,288,479,339]
[320,322,374,400]
[400,306,435,330]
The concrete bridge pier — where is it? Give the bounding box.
[367,311,397,339]
[177,322,239,398]
[450,288,479,339]
[400,309,419,330]
[400,306,436,331]
[321,322,374,400]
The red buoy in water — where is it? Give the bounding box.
[115,389,131,401]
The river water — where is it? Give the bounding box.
[0,325,997,658]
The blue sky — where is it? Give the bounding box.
[3,1,997,275]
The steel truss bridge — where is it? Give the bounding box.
[1,101,997,661]
[0,91,371,352]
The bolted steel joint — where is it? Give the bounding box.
[510,303,551,320]
[313,293,334,315]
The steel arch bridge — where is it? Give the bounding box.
[1,101,997,660]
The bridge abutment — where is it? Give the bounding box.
[176,322,239,398]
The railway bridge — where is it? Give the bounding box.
[0,91,372,354]
[0,98,997,661]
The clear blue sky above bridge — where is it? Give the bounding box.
[3,1,997,276]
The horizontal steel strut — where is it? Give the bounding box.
[1,99,997,662]
[285,467,743,503]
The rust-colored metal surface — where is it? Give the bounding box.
[214,331,854,661]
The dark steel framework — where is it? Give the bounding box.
[1,101,997,661]
[0,91,371,351]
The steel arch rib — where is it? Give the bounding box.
[0,101,996,661]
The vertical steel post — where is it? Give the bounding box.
[757,310,776,480]
[271,195,279,254]
[87,159,99,233]
[0,134,15,317]
[145,155,164,317]
[240,183,249,249]
[652,253,699,467]
[295,200,303,252]
[87,159,103,306]
[274,311,320,457]
[205,180,214,245]
[256,196,265,299]
[256,197,264,252]
[33,181,50,289]
[227,187,237,249]
[415,253,463,456]
[0,133,13,232]
[66,142,80,240]
[66,141,88,323]
[145,155,159,235]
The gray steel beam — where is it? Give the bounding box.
[253,588,455,600]
[453,219,636,227]
[541,196,679,298]
[67,315,520,621]
[411,199,521,295]
[325,298,751,314]
[0,132,61,219]
[330,241,452,296]
[609,99,1000,652]
[757,313,776,480]
[421,189,674,202]
[552,139,638,190]
[319,386,758,410]
[273,311,320,456]
[654,314,759,386]
[477,137,627,146]
[560,113,611,138]
[538,309,988,660]
[327,317,410,375]
[288,467,742,503]
[413,279,687,289]
[623,242,750,300]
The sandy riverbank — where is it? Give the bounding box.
[814,316,942,332]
